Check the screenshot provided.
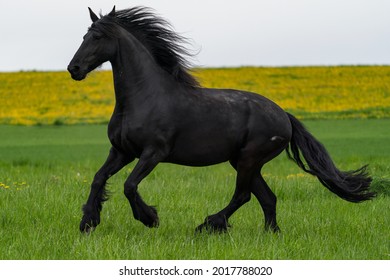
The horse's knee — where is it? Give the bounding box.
[242,192,251,204]
[236,191,251,205]
[92,170,109,186]
[124,182,137,199]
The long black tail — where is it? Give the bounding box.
[285,113,375,202]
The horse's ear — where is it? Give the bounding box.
[108,6,116,17]
[88,7,99,23]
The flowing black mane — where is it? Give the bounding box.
[92,7,199,87]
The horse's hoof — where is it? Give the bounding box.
[80,224,95,234]
[80,216,99,233]
[83,226,96,234]
[195,222,230,234]
[143,216,159,228]
[265,223,281,233]
[195,215,230,234]
[195,223,206,233]
[80,223,96,233]
[138,205,159,228]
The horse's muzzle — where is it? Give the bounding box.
[67,64,86,81]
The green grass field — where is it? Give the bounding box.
[0,120,389,260]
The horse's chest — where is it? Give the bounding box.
[108,117,147,157]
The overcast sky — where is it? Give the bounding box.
[1,0,389,71]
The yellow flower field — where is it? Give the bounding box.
[0,66,389,125]
[197,66,390,119]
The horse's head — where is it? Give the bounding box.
[68,7,117,81]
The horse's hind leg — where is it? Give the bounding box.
[251,173,280,232]
[80,147,132,233]
[196,161,255,233]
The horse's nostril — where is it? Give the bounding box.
[68,64,80,73]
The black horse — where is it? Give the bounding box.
[68,6,374,233]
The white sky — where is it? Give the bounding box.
[1,0,390,71]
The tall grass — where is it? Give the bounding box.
[0,120,389,259]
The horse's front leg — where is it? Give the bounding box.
[124,148,164,228]
[80,147,133,233]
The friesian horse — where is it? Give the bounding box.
[68,6,374,233]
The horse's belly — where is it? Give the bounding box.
[167,134,235,166]
[167,151,230,166]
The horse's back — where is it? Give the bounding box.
[166,87,291,166]
[197,87,292,139]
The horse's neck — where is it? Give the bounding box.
[110,35,166,108]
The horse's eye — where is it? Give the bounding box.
[93,34,103,40]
